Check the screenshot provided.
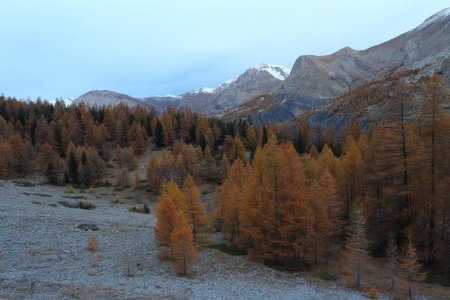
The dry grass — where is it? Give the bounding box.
[86,234,100,253]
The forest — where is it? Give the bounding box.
[0,75,449,297]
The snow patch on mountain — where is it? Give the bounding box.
[190,87,216,94]
[251,63,291,80]
[154,94,181,100]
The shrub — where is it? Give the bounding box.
[58,200,96,210]
[87,234,100,252]
[368,287,378,299]
[66,185,75,193]
[79,201,96,210]
[129,204,150,214]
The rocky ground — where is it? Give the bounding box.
[0,179,376,299]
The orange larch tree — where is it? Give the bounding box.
[182,175,207,241]
[170,216,198,276]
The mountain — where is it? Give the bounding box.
[74,64,290,113]
[228,8,450,122]
[74,9,450,124]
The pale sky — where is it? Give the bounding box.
[1,0,449,100]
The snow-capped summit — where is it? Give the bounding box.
[415,7,450,31]
[251,63,291,80]
[189,87,216,94]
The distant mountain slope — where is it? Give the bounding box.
[74,64,291,113]
[226,8,450,122]
[75,90,143,107]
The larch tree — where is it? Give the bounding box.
[182,175,207,241]
[400,232,425,300]
[340,136,365,220]
[346,199,369,287]
[36,142,63,184]
[320,170,344,241]
[0,141,12,178]
[129,121,147,155]
[154,193,178,250]
[220,159,247,243]
[170,216,198,276]
[311,177,332,265]
[386,237,399,290]
[219,153,230,182]
[231,135,247,163]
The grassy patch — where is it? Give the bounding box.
[208,243,247,256]
[61,195,87,200]
[129,204,150,214]
[31,200,42,205]
[23,192,31,196]
[49,203,58,207]
[58,200,96,210]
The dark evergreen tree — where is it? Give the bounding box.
[155,120,164,147]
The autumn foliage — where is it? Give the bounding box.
[154,179,203,275]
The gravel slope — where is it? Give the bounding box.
[0,180,367,299]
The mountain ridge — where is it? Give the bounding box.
[74,8,450,123]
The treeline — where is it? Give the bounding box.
[0,97,254,186]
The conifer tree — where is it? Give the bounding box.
[386,237,399,290]
[129,121,147,154]
[36,142,63,184]
[155,120,164,147]
[401,232,425,300]
[346,199,368,287]
[220,159,247,242]
[154,193,178,248]
[170,216,198,276]
[311,179,331,265]
[67,145,79,184]
[182,175,207,240]
[219,153,230,181]
[232,135,247,162]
